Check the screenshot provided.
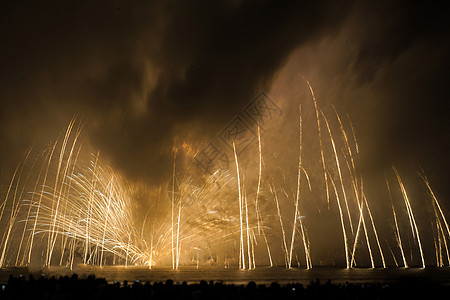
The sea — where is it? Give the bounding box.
[2,266,450,285]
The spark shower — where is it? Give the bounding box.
[0,82,448,270]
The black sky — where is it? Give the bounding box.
[1,1,449,200]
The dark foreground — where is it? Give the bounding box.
[1,274,448,300]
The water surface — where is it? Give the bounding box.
[2,266,450,285]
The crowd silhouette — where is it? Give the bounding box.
[0,273,447,299]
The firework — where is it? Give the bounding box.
[0,83,449,270]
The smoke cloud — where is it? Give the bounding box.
[1,0,449,201]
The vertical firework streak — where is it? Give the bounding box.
[17,155,45,266]
[300,168,312,268]
[171,150,176,269]
[99,176,113,267]
[420,173,450,265]
[233,142,246,269]
[255,125,263,234]
[244,190,252,269]
[175,189,182,269]
[362,193,386,268]
[386,177,408,267]
[288,105,311,269]
[0,147,33,267]
[321,111,354,235]
[47,119,83,266]
[306,79,329,207]
[59,138,84,266]
[351,199,375,268]
[46,120,73,266]
[392,166,425,268]
[85,151,100,265]
[0,165,20,267]
[328,173,350,268]
[16,151,50,266]
[26,140,59,265]
[392,203,408,268]
[343,114,376,268]
[335,108,371,268]
[254,125,274,267]
[268,183,289,267]
[421,174,450,243]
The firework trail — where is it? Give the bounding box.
[0,83,448,269]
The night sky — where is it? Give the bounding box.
[1,1,449,203]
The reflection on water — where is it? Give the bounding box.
[2,266,450,285]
